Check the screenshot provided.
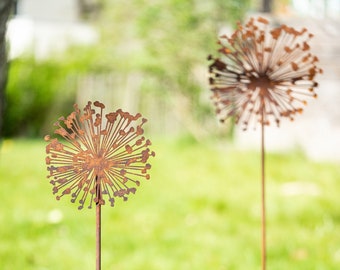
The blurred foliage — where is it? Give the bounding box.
[84,0,250,138]
[4,0,251,138]
[5,57,60,137]
[95,0,250,104]
[4,52,88,137]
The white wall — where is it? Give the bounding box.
[18,0,79,22]
[7,0,98,59]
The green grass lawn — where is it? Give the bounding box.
[1,138,340,269]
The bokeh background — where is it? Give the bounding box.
[1,0,340,269]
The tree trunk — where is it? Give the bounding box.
[0,0,12,139]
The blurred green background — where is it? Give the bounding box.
[1,0,340,269]
[4,0,251,138]
[1,139,340,269]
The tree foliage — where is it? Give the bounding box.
[93,0,250,137]
[4,51,92,137]
[4,0,251,137]
[96,0,250,88]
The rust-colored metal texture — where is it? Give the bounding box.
[208,16,322,130]
[208,17,322,270]
[45,101,155,210]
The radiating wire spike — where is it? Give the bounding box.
[45,101,155,210]
[208,17,321,130]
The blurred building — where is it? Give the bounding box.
[6,0,98,59]
[291,0,340,19]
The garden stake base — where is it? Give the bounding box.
[261,118,266,270]
[96,176,102,270]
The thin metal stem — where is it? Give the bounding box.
[96,176,101,270]
[261,113,266,270]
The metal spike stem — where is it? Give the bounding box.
[96,176,101,270]
[261,111,267,270]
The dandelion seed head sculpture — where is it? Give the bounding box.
[45,101,155,210]
[208,17,322,130]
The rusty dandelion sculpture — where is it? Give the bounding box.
[45,101,155,270]
[208,17,322,269]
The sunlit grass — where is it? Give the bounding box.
[0,138,339,269]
